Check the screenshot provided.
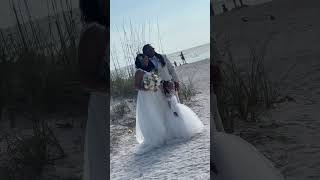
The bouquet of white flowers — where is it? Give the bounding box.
[143,71,160,91]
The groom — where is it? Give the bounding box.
[142,44,180,91]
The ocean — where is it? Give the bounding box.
[166,43,210,65]
[111,43,210,74]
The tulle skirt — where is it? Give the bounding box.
[135,90,204,154]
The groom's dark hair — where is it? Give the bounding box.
[79,0,107,27]
[142,44,166,67]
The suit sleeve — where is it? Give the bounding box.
[163,54,179,82]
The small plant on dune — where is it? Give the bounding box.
[178,78,197,103]
[217,38,278,126]
[111,101,130,121]
[1,116,65,180]
[110,68,135,99]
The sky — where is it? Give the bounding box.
[0,0,210,69]
[110,0,210,69]
[0,0,79,28]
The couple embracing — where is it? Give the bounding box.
[134,44,204,154]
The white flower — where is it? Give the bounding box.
[142,71,161,91]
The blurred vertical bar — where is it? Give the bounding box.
[210,0,225,133]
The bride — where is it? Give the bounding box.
[134,52,204,154]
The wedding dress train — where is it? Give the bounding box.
[135,65,204,154]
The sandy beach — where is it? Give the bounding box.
[0,60,210,180]
[110,59,210,179]
[0,113,86,179]
[213,0,320,179]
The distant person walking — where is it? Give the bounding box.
[174,61,177,67]
[180,51,187,64]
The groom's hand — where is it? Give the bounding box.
[174,81,180,91]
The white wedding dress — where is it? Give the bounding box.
[135,63,204,154]
[82,22,108,180]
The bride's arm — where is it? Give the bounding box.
[134,70,145,91]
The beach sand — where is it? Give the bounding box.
[0,59,210,179]
[0,113,86,179]
[110,59,210,179]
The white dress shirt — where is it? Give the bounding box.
[149,56,159,70]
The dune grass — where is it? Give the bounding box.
[214,38,278,132]
[178,77,197,103]
[0,0,83,179]
[0,0,85,115]
[111,70,135,99]
[1,117,65,180]
[110,20,166,99]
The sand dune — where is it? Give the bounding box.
[110,59,210,179]
[213,0,320,179]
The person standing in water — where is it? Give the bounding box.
[180,51,187,64]
[174,61,178,67]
